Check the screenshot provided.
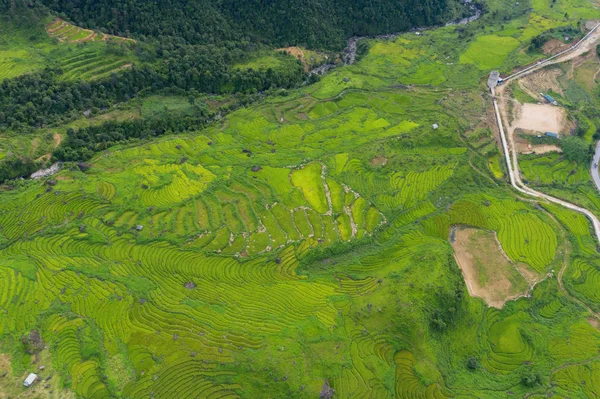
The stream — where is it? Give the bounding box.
[310,3,482,75]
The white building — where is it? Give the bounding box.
[24,373,37,387]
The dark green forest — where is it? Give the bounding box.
[37,0,461,49]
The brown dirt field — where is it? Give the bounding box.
[519,68,564,97]
[512,103,566,134]
[280,46,304,59]
[515,262,540,283]
[542,39,570,55]
[370,156,388,167]
[588,317,600,329]
[517,142,562,155]
[53,133,61,147]
[451,227,532,308]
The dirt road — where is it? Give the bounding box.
[503,23,600,83]
[493,22,600,245]
[492,90,600,243]
[490,23,600,319]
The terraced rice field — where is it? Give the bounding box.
[2,78,594,397]
[521,153,590,185]
[59,49,134,81]
[3,0,600,396]
[0,52,40,80]
[482,310,533,374]
[46,18,133,44]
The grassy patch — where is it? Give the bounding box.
[460,35,521,70]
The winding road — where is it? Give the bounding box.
[492,92,600,243]
[492,23,600,246]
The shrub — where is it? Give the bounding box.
[467,357,479,370]
[561,136,590,164]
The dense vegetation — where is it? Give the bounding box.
[38,0,460,49]
[2,0,600,396]
[0,1,306,136]
[0,57,303,130]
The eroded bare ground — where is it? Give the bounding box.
[370,155,388,166]
[518,68,564,98]
[542,39,571,55]
[451,227,540,308]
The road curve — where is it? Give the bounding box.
[592,141,600,193]
[492,90,600,244]
[503,23,600,83]
[489,23,600,245]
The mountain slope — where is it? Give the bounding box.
[39,0,460,49]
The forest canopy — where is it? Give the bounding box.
[38,0,461,49]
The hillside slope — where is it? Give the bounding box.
[38,0,460,49]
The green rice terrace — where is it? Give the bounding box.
[2,0,600,397]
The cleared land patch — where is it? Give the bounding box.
[452,227,530,308]
[512,103,566,134]
[518,67,564,97]
[517,142,562,155]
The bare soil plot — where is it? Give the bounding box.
[281,46,304,59]
[517,141,562,155]
[512,103,567,134]
[370,155,388,166]
[542,39,570,55]
[451,227,532,308]
[519,68,563,97]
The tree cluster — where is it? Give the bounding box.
[0,156,39,184]
[39,0,456,50]
[53,114,214,162]
[561,136,591,165]
[0,48,305,130]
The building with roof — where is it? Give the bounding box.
[24,373,37,387]
[488,71,500,89]
[542,93,558,106]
